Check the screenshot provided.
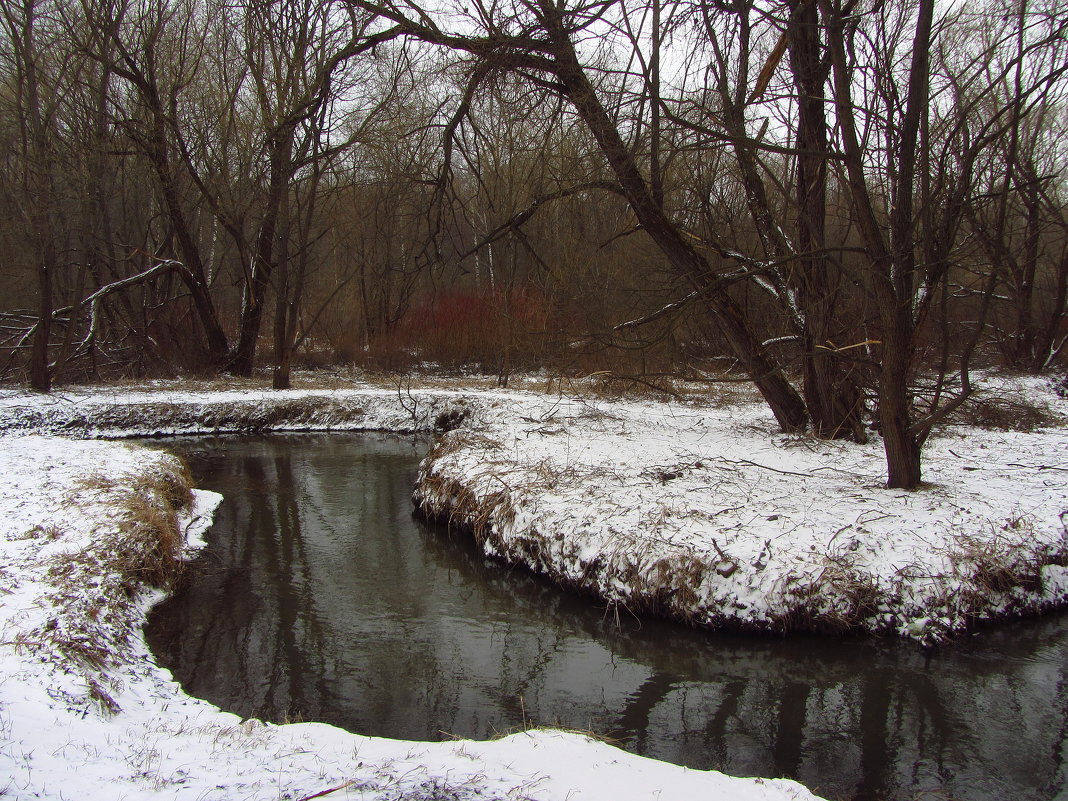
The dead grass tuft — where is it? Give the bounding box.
[30,610,114,669]
[86,678,122,715]
[67,458,193,590]
[952,518,1047,598]
[73,456,194,513]
[767,548,885,634]
[425,431,504,462]
[631,553,706,614]
[416,468,516,544]
[110,495,185,588]
[11,523,63,541]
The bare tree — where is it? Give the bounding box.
[92,0,232,365]
[0,0,67,390]
[669,0,868,440]
[958,0,1068,372]
[345,0,812,431]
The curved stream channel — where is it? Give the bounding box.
[145,432,1068,801]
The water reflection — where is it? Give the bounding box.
[145,433,1068,801]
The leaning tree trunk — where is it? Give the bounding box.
[143,109,231,367]
[543,18,809,432]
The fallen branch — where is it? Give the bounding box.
[297,780,358,801]
[70,260,189,360]
[719,457,815,478]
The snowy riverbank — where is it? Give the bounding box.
[413,377,1068,643]
[2,374,1067,644]
[0,381,827,800]
[0,373,1065,798]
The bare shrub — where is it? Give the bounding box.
[952,519,1047,598]
[951,392,1059,431]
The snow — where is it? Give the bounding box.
[0,385,825,801]
[0,371,1065,799]
[414,376,1068,642]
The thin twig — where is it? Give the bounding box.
[720,458,815,478]
[297,780,358,801]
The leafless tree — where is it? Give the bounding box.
[0,0,68,390]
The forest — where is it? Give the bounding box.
[0,0,1065,488]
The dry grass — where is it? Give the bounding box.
[70,368,384,396]
[11,523,62,541]
[951,392,1060,431]
[92,365,759,408]
[417,469,516,544]
[89,373,273,393]
[424,431,505,462]
[68,457,194,589]
[537,369,762,408]
[14,451,199,703]
[643,552,706,613]
[951,517,1050,600]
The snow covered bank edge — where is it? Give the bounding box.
[0,425,826,801]
[410,395,1068,644]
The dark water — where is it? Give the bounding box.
[145,433,1068,801]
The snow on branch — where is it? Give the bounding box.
[70,259,190,360]
[613,290,700,331]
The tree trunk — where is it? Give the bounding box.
[1014,187,1040,369]
[879,326,922,489]
[29,260,52,392]
[542,11,808,431]
[231,125,297,377]
[230,265,271,376]
[147,134,231,366]
[820,0,933,487]
[788,0,867,442]
[272,287,292,388]
[1033,245,1068,371]
[10,0,55,392]
[272,187,293,390]
[705,293,809,431]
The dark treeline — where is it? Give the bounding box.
[0,0,1065,486]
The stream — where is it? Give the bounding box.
[144,432,1068,801]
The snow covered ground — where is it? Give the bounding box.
[414,376,1068,643]
[0,372,1065,799]
[0,381,825,801]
